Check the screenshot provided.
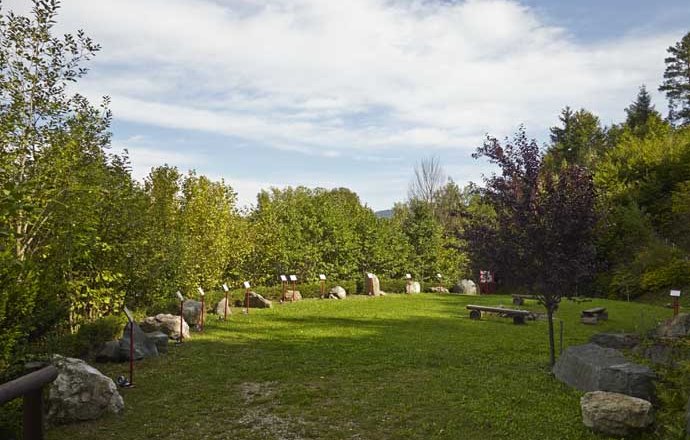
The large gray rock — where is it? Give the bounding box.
[47,355,124,424]
[657,313,690,338]
[581,391,654,437]
[460,279,477,295]
[285,290,302,301]
[140,314,190,340]
[405,281,421,294]
[246,292,272,308]
[328,286,347,299]
[366,274,382,296]
[590,333,640,350]
[182,300,203,326]
[215,297,232,317]
[553,344,655,401]
[119,322,158,361]
[145,331,169,354]
[95,340,121,363]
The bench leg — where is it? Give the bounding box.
[513,315,525,325]
[512,297,523,306]
[469,310,481,320]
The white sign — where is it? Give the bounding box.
[670,290,682,297]
[367,273,374,279]
[197,287,205,296]
[243,281,251,289]
[175,291,184,302]
[280,275,287,282]
[222,283,229,292]
[319,274,326,280]
[405,273,412,279]
[123,306,134,323]
[289,275,297,282]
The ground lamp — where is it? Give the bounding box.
[197,287,205,331]
[289,275,297,301]
[280,275,287,301]
[222,283,230,320]
[436,273,443,291]
[243,281,251,313]
[671,289,681,316]
[175,290,185,343]
[366,273,374,296]
[405,273,412,294]
[122,306,135,387]
[319,274,326,297]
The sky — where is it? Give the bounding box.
[6,0,690,210]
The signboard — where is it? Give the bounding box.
[289,275,297,282]
[671,290,682,297]
[175,291,184,302]
[436,273,442,279]
[405,273,412,279]
[222,283,229,292]
[123,306,134,323]
[319,274,326,280]
[197,287,205,296]
[479,271,493,283]
[367,273,374,279]
[243,281,251,289]
[280,275,287,282]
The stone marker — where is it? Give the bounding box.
[246,291,272,308]
[285,290,302,301]
[119,322,158,361]
[589,333,640,350]
[581,391,654,437]
[215,297,232,317]
[405,281,421,294]
[430,286,449,293]
[48,355,124,425]
[553,343,655,401]
[145,331,169,354]
[182,299,203,325]
[460,279,477,295]
[657,313,690,338]
[328,286,347,299]
[140,314,190,340]
[366,273,383,296]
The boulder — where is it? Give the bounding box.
[634,341,677,367]
[460,279,477,295]
[590,333,640,350]
[405,281,421,294]
[366,274,382,296]
[215,297,232,317]
[145,331,169,354]
[140,314,190,340]
[581,391,654,437]
[47,355,124,425]
[95,340,121,363]
[182,300,203,326]
[430,286,449,294]
[285,290,302,301]
[657,313,690,338]
[553,343,655,401]
[119,322,158,361]
[246,292,272,308]
[328,286,347,299]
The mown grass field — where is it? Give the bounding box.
[46,294,671,440]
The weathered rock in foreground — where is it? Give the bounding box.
[405,281,421,294]
[327,286,347,299]
[657,313,690,338]
[285,290,302,301]
[553,343,655,401]
[119,322,158,361]
[246,292,272,308]
[140,314,190,340]
[182,299,203,326]
[581,391,654,437]
[215,297,232,317]
[48,356,124,425]
[590,333,640,350]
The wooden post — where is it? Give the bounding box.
[245,289,250,314]
[179,299,184,342]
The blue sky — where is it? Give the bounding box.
[7,0,689,210]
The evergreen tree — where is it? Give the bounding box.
[546,107,607,170]
[624,85,660,135]
[659,31,690,126]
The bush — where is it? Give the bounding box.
[74,315,126,356]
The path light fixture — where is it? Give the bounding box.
[175,291,185,343]
[289,275,297,302]
[436,273,443,292]
[243,281,251,314]
[222,283,229,321]
[319,274,326,297]
[366,273,374,296]
[196,287,205,332]
[405,273,412,294]
[671,289,682,316]
[122,306,135,388]
[280,275,287,301]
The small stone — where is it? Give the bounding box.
[581,391,654,437]
[215,297,232,317]
[145,331,169,354]
[285,290,302,301]
[245,292,272,308]
[327,286,347,299]
[405,281,421,294]
[182,300,203,325]
[590,333,640,350]
[140,314,190,340]
[119,322,158,361]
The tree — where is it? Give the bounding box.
[624,85,661,136]
[472,127,597,366]
[545,107,607,171]
[659,31,690,126]
[408,155,446,206]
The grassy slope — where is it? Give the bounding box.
[46,294,671,440]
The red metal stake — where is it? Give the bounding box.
[292,281,296,302]
[281,281,286,302]
[245,288,250,314]
[224,291,229,321]
[200,294,205,332]
[129,321,134,386]
[179,300,184,342]
[674,297,680,316]
[320,280,325,297]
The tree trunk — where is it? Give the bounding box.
[547,306,556,367]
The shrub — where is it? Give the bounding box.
[74,315,126,356]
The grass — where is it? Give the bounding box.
[45,294,672,440]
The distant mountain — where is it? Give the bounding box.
[375,209,393,219]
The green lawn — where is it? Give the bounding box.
[47,294,671,440]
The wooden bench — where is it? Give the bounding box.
[581,307,608,324]
[511,294,539,306]
[466,305,532,325]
